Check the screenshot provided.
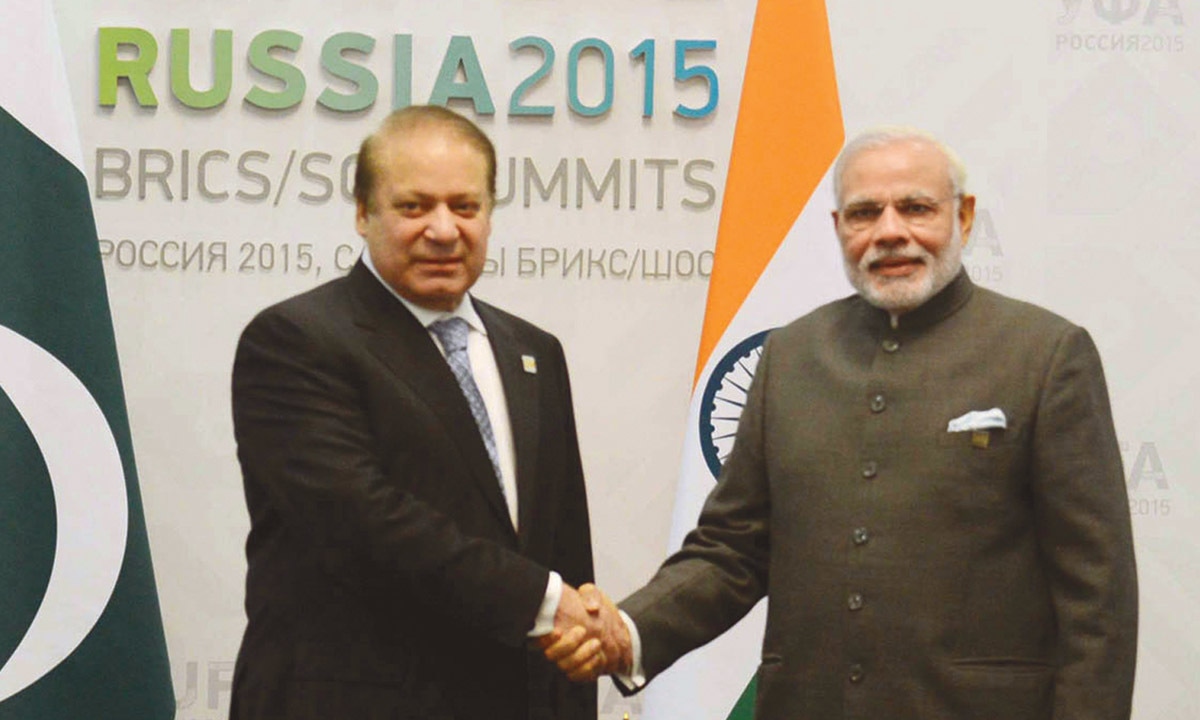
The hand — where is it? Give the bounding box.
[579,583,632,676]
[540,623,607,682]
[537,583,606,681]
[538,583,631,682]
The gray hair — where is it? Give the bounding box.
[832,126,968,205]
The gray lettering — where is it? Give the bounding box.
[299,152,334,203]
[589,249,609,279]
[207,661,234,710]
[341,153,358,202]
[95,148,132,199]
[207,241,227,272]
[576,158,621,209]
[563,249,584,278]
[237,151,270,202]
[643,158,678,210]
[1094,0,1141,24]
[115,240,137,267]
[198,150,229,200]
[540,247,560,277]
[523,158,568,208]
[683,159,716,210]
[1128,442,1169,490]
[181,241,205,271]
[138,148,174,200]
[1145,0,1185,25]
[517,246,537,277]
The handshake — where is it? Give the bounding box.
[537,583,633,683]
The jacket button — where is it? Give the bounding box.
[870,394,886,413]
[848,592,864,611]
[882,338,900,353]
[849,664,865,683]
[861,461,878,479]
[852,527,870,546]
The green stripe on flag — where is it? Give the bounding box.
[0,389,56,672]
[726,676,757,720]
[0,101,174,718]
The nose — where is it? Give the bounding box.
[868,203,909,247]
[424,204,460,243]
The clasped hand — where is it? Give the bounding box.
[537,583,631,682]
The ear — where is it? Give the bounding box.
[957,194,976,246]
[355,201,370,238]
[831,208,842,234]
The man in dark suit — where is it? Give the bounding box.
[545,128,1139,719]
[229,105,602,720]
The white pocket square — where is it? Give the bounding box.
[947,408,1007,433]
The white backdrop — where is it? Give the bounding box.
[51,1,1199,717]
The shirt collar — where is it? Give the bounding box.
[360,248,488,336]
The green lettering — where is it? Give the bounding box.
[245,30,305,110]
[428,36,494,115]
[392,34,413,110]
[98,27,159,107]
[317,32,377,113]
[170,29,233,110]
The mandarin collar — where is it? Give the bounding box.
[860,267,975,335]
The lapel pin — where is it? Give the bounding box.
[522,355,538,374]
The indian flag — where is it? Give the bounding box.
[0,1,174,717]
[641,1,847,718]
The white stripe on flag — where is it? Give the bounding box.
[642,171,851,720]
[0,0,84,169]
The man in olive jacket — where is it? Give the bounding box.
[548,127,1138,720]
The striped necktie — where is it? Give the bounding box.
[428,317,504,491]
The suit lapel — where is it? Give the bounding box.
[345,263,514,535]
[476,301,541,550]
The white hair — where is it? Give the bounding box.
[832,126,968,205]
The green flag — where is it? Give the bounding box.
[0,1,174,717]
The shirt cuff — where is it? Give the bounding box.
[527,571,562,637]
[613,609,647,690]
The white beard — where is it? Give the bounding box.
[844,220,964,314]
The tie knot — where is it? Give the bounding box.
[430,317,470,354]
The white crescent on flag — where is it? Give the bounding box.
[0,325,129,702]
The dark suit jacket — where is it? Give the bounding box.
[229,261,596,720]
[622,271,1137,720]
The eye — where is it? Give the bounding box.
[453,201,481,217]
[897,200,937,218]
[843,203,882,224]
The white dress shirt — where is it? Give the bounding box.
[360,251,562,636]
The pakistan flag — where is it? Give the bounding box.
[0,1,174,718]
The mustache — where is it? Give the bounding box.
[859,247,932,270]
